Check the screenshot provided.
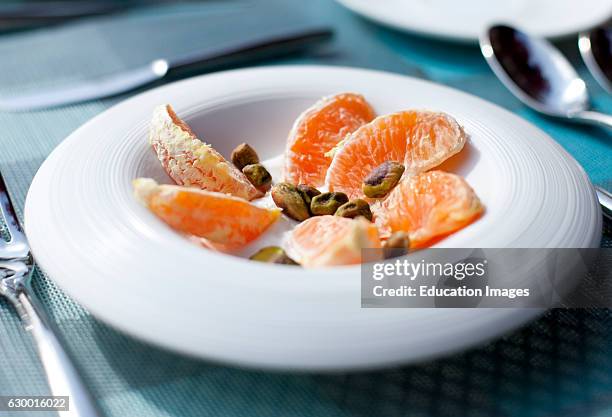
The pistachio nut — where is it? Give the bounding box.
[297,184,321,208]
[362,161,405,198]
[231,142,259,170]
[271,182,310,221]
[335,199,373,221]
[310,192,349,216]
[242,163,272,193]
[249,246,298,265]
[382,231,411,259]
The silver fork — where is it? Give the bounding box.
[0,170,103,417]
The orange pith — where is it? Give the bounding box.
[283,93,375,187]
[285,216,381,267]
[134,178,279,249]
[372,171,483,248]
[326,110,466,199]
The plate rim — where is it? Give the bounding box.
[335,0,612,43]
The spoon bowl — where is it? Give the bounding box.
[480,24,612,129]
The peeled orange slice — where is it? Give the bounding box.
[285,216,381,267]
[283,93,375,187]
[134,178,280,248]
[149,104,262,201]
[372,171,483,248]
[326,110,466,199]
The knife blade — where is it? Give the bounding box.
[0,27,332,111]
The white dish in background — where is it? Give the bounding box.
[336,0,612,43]
[25,66,601,370]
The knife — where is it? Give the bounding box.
[0,27,332,111]
[0,1,202,31]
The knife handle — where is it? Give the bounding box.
[166,27,333,76]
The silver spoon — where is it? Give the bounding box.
[598,186,612,224]
[480,24,612,129]
[579,23,612,94]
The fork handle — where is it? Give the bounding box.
[16,291,103,417]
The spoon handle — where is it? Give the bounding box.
[597,186,612,223]
[570,110,612,130]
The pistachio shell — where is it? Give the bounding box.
[242,164,272,193]
[271,183,310,221]
[231,143,259,170]
[310,192,349,216]
[362,161,405,198]
[335,199,373,221]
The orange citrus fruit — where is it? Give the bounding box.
[133,178,279,248]
[326,110,466,199]
[372,171,483,248]
[283,93,375,187]
[285,216,381,267]
[149,104,262,201]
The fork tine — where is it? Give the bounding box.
[0,170,23,235]
[0,170,29,259]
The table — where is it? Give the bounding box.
[0,1,610,416]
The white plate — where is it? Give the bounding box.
[25,66,601,370]
[336,0,612,43]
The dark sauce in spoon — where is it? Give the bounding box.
[590,26,612,84]
[489,25,550,100]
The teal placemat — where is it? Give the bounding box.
[0,1,611,417]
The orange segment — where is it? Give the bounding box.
[133,178,279,248]
[283,93,375,187]
[285,216,381,267]
[149,104,262,200]
[326,111,466,199]
[372,171,483,248]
